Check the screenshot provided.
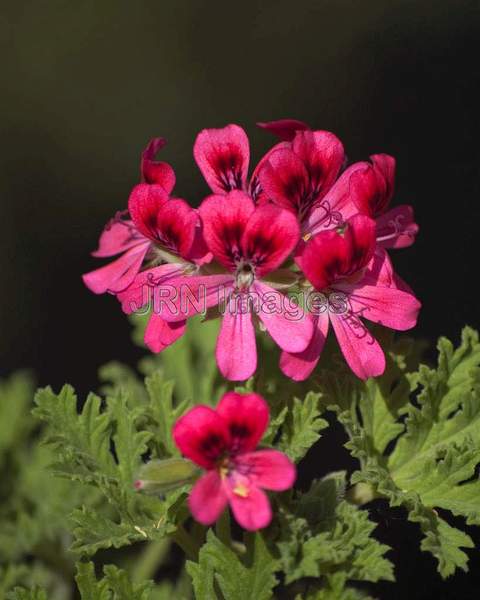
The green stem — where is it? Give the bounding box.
[171,523,201,561]
[133,539,171,582]
[216,509,231,547]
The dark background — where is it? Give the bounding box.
[1,1,479,598]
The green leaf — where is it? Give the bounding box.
[75,562,110,600]
[279,392,328,462]
[6,588,49,600]
[187,530,277,600]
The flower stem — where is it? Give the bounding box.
[171,523,201,560]
[133,539,171,582]
[216,509,231,547]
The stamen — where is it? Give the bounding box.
[233,483,249,498]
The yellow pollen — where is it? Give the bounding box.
[302,232,312,242]
[233,484,249,498]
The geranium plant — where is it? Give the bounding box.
[1,120,479,599]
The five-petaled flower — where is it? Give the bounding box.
[172,391,296,531]
[281,214,421,381]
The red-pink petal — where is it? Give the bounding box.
[161,274,234,322]
[336,282,421,331]
[188,471,228,525]
[155,198,199,258]
[329,311,385,380]
[376,205,419,249]
[82,242,149,295]
[194,125,250,194]
[141,137,176,193]
[254,282,314,353]
[116,263,183,314]
[292,130,344,202]
[343,214,377,273]
[199,192,255,271]
[371,153,395,207]
[259,148,310,214]
[257,119,310,141]
[144,314,186,353]
[299,230,350,291]
[216,392,269,453]
[279,313,329,381]
[226,482,272,531]
[128,184,170,240]
[242,204,300,276]
[173,405,231,469]
[235,450,296,490]
[92,219,145,258]
[216,306,257,381]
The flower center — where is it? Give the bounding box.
[235,261,255,290]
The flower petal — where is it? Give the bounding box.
[329,311,385,380]
[128,183,170,240]
[155,198,199,257]
[227,483,272,531]
[254,282,313,353]
[235,450,296,491]
[194,124,250,193]
[216,305,257,381]
[376,205,419,249]
[199,192,255,271]
[343,214,377,273]
[161,274,234,322]
[144,314,186,353]
[141,137,176,193]
[336,282,421,331]
[82,242,149,294]
[173,405,230,469]
[257,119,310,141]
[299,230,350,291]
[92,219,146,258]
[216,391,269,453]
[188,471,228,525]
[279,313,329,381]
[241,204,300,276]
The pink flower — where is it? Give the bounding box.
[281,214,421,381]
[173,392,296,531]
[162,191,313,381]
[258,128,345,226]
[82,137,177,295]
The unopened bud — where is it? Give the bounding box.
[135,458,199,494]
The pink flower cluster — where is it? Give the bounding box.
[84,119,421,381]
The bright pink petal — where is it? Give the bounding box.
[299,230,350,291]
[257,119,310,141]
[292,130,344,203]
[198,192,255,271]
[249,141,291,203]
[235,450,296,490]
[92,219,145,258]
[371,153,395,207]
[376,205,419,249]
[329,311,385,380]
[141,137,176,193]
[173,405,230,469]
[336,282,421,331]
[226,481,272,531]
[194,125,250,193]
[254,282,314,353]
[216,391,269,453]
[216,306,257,381]
[188,223,212,265]
[128,184,170,240]
[82,242,149,294]
[241,204,300,276]
[343,214,377,273]
[155,198,199,257]
[162,274,234,322]
[258,147,310,214]
[116,263,183,314]
[189,471,228,525]
[306,161,370,235]
[144,314,186,353]
[279,313,329,381]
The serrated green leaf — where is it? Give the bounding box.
[6,588,49,600]
[279,392,328,461]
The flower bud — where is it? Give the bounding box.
[135,458,199,494]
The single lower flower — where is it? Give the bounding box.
[173,391,296,531]
[281,214,421,381]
